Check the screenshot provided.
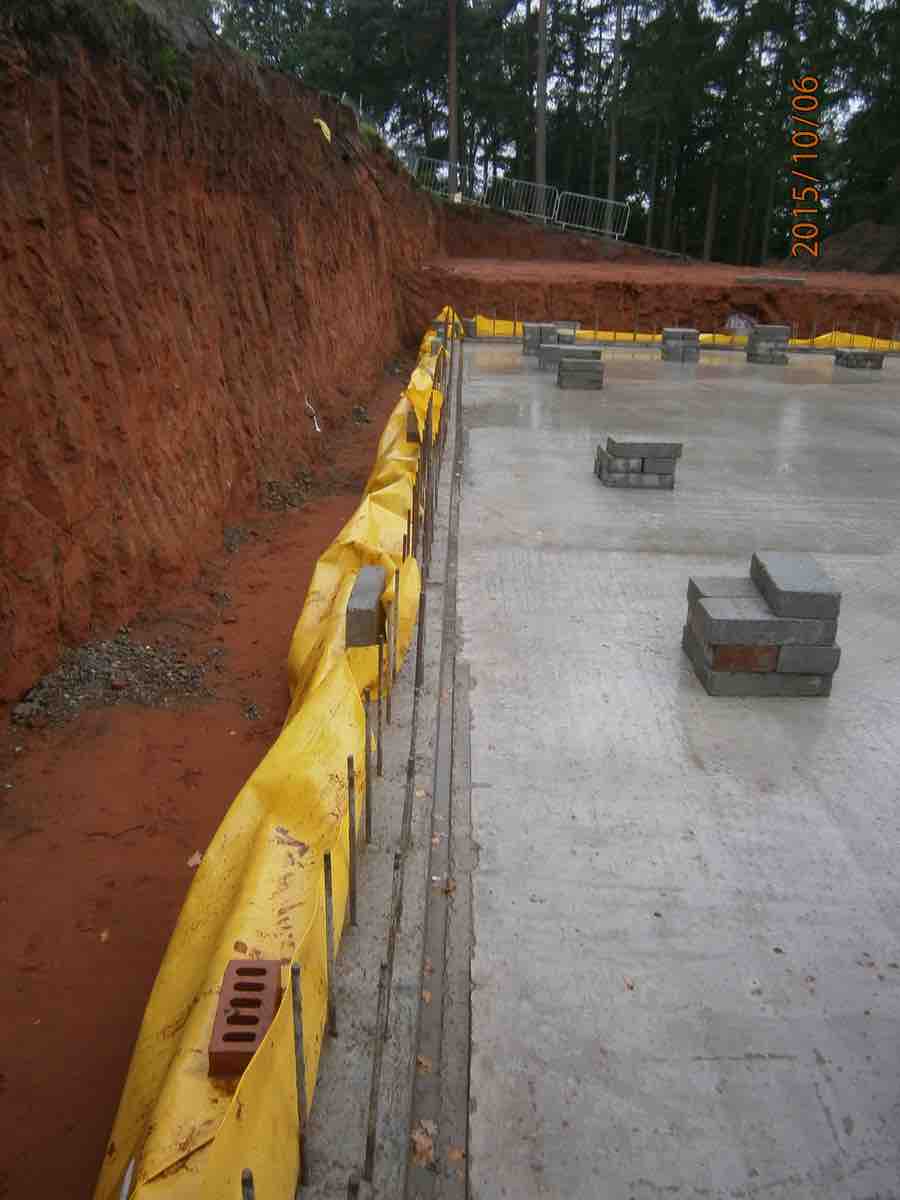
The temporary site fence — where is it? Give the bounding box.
[411,154,482,202]
[95,310,464,1200]
[410,154,632,238]
[554,191,631,239]
[482,176,560,222]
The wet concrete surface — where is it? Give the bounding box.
[457,344,900,1199]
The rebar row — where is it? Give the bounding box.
[237,318,459,1199]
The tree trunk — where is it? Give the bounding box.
[606,0,624,204]
[759,161,777,264]
[662,143,677,250]
[535,0,548,213]
[448,0,458,195]
[645,117,661,247]
[587,25,603,195]
[702,167,719,261]
[735,160,752,264]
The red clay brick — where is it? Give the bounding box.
[709,644,778,673]
[208,959,282,1077]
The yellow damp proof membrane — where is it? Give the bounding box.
[471,313,899,351]
[95,306,463,1200]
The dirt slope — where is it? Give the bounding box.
[0,31,438,702]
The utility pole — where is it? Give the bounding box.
[535,0,548,214]
[606,0,624,206]
[448,0,459,196]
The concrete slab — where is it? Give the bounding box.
[458,342,900,1199]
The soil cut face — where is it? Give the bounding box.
[404,257,900,338]
[0,358,413,1200]
[0,32,438,703]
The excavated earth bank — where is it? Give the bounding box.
[0,30,442,703]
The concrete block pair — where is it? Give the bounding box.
[594,435,682,488]
[661,327,700,364]
[834,349,885,369]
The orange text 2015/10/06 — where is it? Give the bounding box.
[789,76,821,259]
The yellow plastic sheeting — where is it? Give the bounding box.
[97,660,360,1200]
[468,313,900,351]
[94,310,462,1200]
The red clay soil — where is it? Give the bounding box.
[439,202,659,263]
[0,359,413,1200]
[0,34,440,704]
[405,257,900,338]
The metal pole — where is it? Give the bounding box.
[376,637,384,776]
[324,851,338,1036]
[241,1169,255,1200]
[363,960,389,1181]
[392,567,400,684]
[347,755,357,927]
[385,606,392,726]
[414,578,427,690]
[291,963,308,1189]
[363,688,372,844]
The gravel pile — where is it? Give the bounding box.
[10,627,212,726]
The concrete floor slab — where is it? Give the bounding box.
[458,345,900,1199]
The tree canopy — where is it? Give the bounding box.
[202,0,898,262]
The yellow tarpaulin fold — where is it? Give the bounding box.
[94,306,461,1200]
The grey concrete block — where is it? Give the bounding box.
[643,457,677,474]
[683,623,832,697]
[602,472,675,490]
[462,317,476,337]
[661,346,699,363]
[559,361,606,374]
[662,328,700,341]
[559,377,604,390]
[747,350,789,365]
[777,644,842,675]
[557,329,577,345]
[595,446,642,474]
[750,550,841,620]
[539,345,603,369]
[686,575,760,607]
[690,596,837,647]
[834,349,885,369]
[346,565,387,646]
[750,324,791,340]
[607,436,683,459]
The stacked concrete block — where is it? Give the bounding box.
[661,328,700,363]
[538,343,603,370]
[523,322,559,355]
[558,357,604,389]
[834,348,885,369]
[594,435,682,488]
[682,551,842,697]
[746,324,790,365]
[462,317,477,337]
[555,321,580,345]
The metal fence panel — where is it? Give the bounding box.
[554,192,631,239]
[483,176,559,222]
[411,156,482,202]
